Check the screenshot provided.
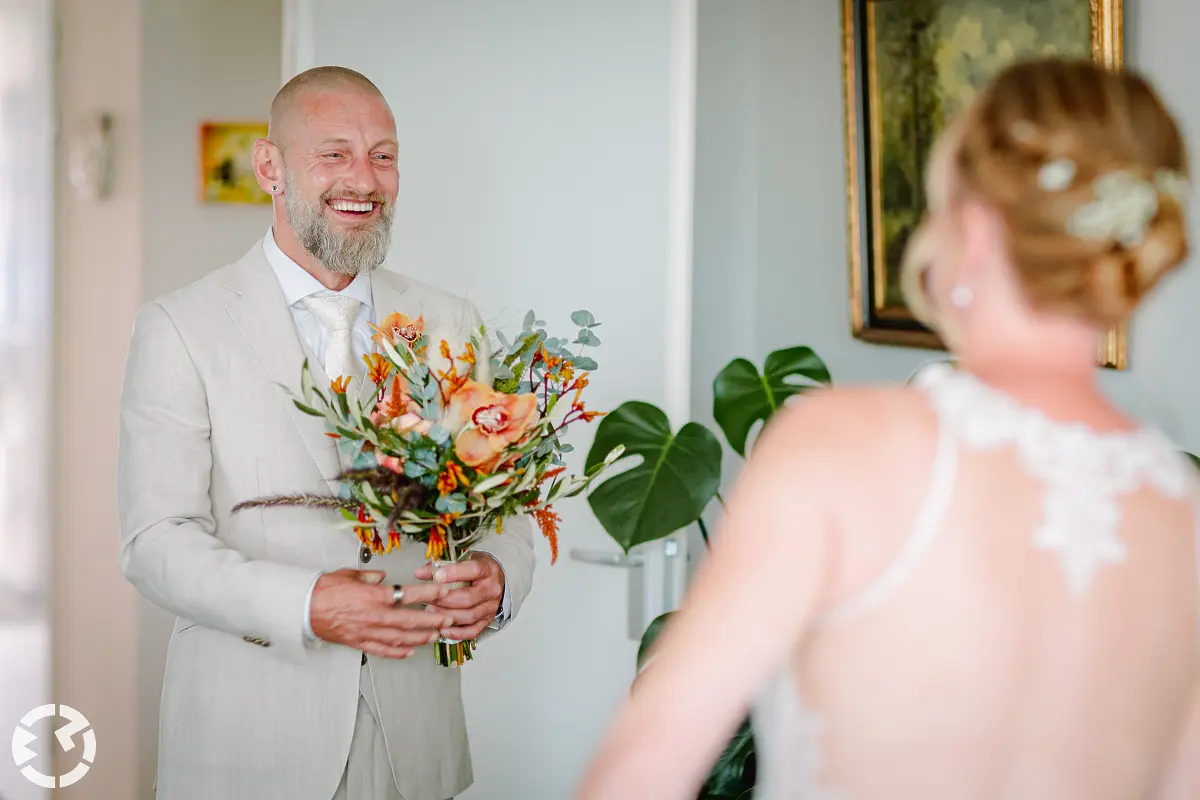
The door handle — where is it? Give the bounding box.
[570,539,683,641]
[568,548,645,568]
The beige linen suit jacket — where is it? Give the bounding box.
[117,240,536,800]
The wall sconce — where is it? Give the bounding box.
[67,113,115,200]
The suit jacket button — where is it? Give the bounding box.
[359,546,372,564]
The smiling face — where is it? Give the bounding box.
[258,75,400,277]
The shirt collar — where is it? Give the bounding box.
[263,226,374,310]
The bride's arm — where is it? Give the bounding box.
[1159,677,1200,798]
[575,394,847,799]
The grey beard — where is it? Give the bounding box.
[283,173,394,277]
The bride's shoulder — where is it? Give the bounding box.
[757,383,935,456]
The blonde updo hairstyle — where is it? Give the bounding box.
[902,58,1190,331]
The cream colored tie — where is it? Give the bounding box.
[301,294,362,382]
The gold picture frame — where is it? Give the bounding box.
[199,121,271,205]
[842,0,1126,368]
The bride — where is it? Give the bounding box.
[577,58,1199,799]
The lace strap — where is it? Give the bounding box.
[819,413,958,628]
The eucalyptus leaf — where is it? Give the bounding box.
[496,329,511,351]
[573,356,599,371]
[571,309,597,327]
[584,402,721,552]
[523,310,536,329]
[713,345,832,457]
[574,329,601,347]
[427,423,450,445]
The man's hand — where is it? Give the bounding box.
[414,554,505,640]
[310,568,454,659]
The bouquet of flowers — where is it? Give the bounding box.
[234,308,623,667]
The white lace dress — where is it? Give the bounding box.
[750,362,1197,799]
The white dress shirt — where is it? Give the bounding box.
[262,228,511,643]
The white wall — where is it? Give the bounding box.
[137,0,282,796]
[53,1,282,797]
[692,0,1200,456]
[299,2,686,796]
[141,0,280,299]
[55,0,143,795]
[136,2,281,795]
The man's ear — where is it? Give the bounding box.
[252,139,283,195]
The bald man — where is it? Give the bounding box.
[117,66,536,800]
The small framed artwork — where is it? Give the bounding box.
[199,121,270,205]
[842,0,1127,368]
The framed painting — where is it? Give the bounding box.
[842,0,1127,368]
[199,121,271,205]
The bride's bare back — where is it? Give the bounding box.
[754,366,1198,799]
[577,59,1200,800]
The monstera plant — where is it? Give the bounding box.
[584,345,832,800]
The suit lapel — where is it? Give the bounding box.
[222,244,342,485]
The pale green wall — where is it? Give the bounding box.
[693,0,1200,456]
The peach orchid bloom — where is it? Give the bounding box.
[376,451,404,475]
[372,312,425,349]
[447,381,540,471]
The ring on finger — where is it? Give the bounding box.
[392,584,404,606]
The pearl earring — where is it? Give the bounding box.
[950,285,973,309]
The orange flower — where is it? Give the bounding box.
[372,374,412,423]
[538,466,566,487]
[330,375,352,395]
[426,527,446,560]
[362,353,393,385]
[459,341,477,368]
[436,462,469,495]
[446,381,540,472]
[354,506,386,554]
[372,312,425,349]
[531,506,561,565]
[387,528,402,552]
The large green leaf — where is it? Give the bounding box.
[636,613,756,800]
[713,346,831,456]
[700,719,756,800]
[585,401,722,553]
[636,611,674,671]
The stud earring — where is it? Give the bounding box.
[271,185,278,193]
[950,285,973,309]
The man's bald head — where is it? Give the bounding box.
[268,66,390,145]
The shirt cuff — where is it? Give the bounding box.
[302,571,325,646]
